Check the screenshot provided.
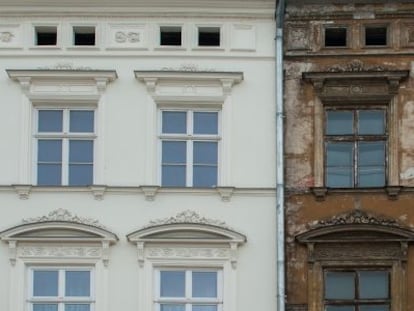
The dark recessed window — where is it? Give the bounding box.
[325,27,347,47]
[35,26,57,46]
[73,26,96,46]
[198,27,220,47]
[365,26,387,46]
[160,26,182,46]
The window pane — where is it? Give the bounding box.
[38,140,62,162]
[193,272,217,298]
[326,143,353,166]
[162,165,186,186]
[359,271,389,299]
[193,306,218,311]
[38,164,62,185]
[359,306,389,311]
[162,141,186,163]
[193,166,217,188]
[194,112,218,134]
[358,110,385,135]
[69,164,93,186]
[66,271,90,297]
[325,272,355,299]
[38,110,63,132]
[325,307,354,311]
[33,304,58,311]
[160,271,185,297]
[358,142,385,187]
[70,111,94,132]
[160,305,185,311]
[33,271,58,296]
[326,111,353,135]
[65,305,90,311]
[69,140,94,162]
[162,111,187,134]
[194,142,218,165]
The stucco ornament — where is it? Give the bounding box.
[161,64,215,72]
[314,209,397,228]
[327,59,385,72]
[115,31,140,43]
[144,210,230,229]
[22,208,106,229]
[37,62,92,70]
[0,31,14,42]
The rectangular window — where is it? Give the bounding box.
[29,268,93,311]
[36,109,95,186]
[73,26,96,46]
[156,269,222,311]
[35,26,57,46]
[325,27,347,47]
[198,27,220,47]
[160,26,182,46]
[325,108,387,188]
[160,110,219,187]
[324,269,390,311]
[365,26,388,46]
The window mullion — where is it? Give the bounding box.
[187,141,193,187]
[62,138,69,185]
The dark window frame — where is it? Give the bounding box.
[73,26,96,46]
[324,268,391,311]
[35,26,57,46]
[324,106,388,188]
[364,24,389,47]
[198,26,221,47]
[160,26,182,46]
[324,26,348,48]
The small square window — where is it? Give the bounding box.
[365,26,387,46]
[198,27,220,47]
[325,27,347,47]
[35,26,57,46]
[73,26,96,46]
[160,26,182,46]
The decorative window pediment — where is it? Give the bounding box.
[0,208,118,266]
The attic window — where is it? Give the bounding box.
[365,26,387,46]
[73,26,96,46]
[160,26,182,46]
[198,27,220,47]
[35,26,57,46]
[325,27,347,47]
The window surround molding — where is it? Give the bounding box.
[127,210,246,311]
[135,70,243,191]
[7,69,117,194]
[302,64,409,200]
[296,209,414,311]
[0,208,118,311]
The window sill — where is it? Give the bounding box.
[311,186,402,201]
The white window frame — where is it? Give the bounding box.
[33,106,97,186]
[28,266,95,311]
[154,268,223,311]
[158,108,221,187]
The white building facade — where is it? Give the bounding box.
[0,1,277,311]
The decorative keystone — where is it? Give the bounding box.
[311,187,328,201]
[386,186,402,200]
[141,185,160,201]
[12,184,32,200]
[216,187,235,202]
[90,185,106,200]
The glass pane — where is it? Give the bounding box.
[359,306,389,311]
[66,271,90,296]
[65,304,90,311]
[33,304,58,311]
[160,271,185,297]
[38,110,63,132]
[160,305,185,311]
[325,272,355,299]
[33,270,58,296]
[162,165,186,186]
[162,111,187,134]
[69,140,93,162]
[193,306,218,311]
[38,140,62,162]
[326,143,353,166]
[193,166,217,188]
[326,111,353,135]
[359,271,389,299]
[69,164,93,186]
[358,167,385,187]
[162,141,186,163]
[38,164,62,185]
[194,112,218,134]
[193,272,217,297]
[325,306,354,311]
[359,142,385,166]
[358,110,385,135]
[194,142,218,165]
[70,111,94,133]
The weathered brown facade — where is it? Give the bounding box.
[284,1,414,311]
